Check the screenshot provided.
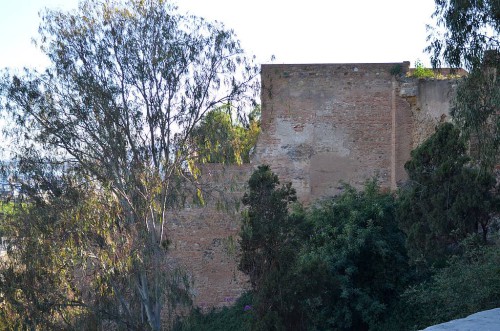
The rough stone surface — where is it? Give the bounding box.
[254,63,458,201]
[411,79,457,149]
[421,309,500,331]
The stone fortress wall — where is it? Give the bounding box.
[167,62,462,308]
[255,62,459,201]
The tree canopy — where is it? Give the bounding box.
[238,165,307,330]
[238,167,409,331]
[0,0,258,329]
[189,105,260,165]
[427,0,500,180]
[427,0,500,70]
[397,123,498,268]
[450,55,500,170]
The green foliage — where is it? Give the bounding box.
[297,181,409,331]
[239,169,411,331]
[382,238,500,330]
[0,201,16,215]
[451,63,500,170]
[0,175,190,330]
[239,165,308,330]
[239,165,298,288]
[427,0,500,174]
[427,0,500,70]
[0,0,258,329]
[0,183,95,329]
[172,292,253,331]
[426,0,500,240]
[411,60,435,78]
[0,201,20,236]
[236,160,496,330]
[190,105,261,165]
[398,123,498,268]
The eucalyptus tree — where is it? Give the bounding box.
[0,0,258,329]
[450,57,500,170]
[427,0,499,70]
[427,0,500,170]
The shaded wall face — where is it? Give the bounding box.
[412,79,456,148]
[255,63,414,201]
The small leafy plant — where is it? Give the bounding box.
[411,59,435,78]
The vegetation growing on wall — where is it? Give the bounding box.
[411,59,435,78]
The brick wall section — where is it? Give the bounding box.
[166,164,252,309]
[413,79,457,147]
[255,63,415,201]
[255,64,459,201]
[399,77,458,149]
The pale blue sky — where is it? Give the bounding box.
[0,0,437,71]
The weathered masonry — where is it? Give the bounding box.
[254,62,461,202]
[167,62,462,309]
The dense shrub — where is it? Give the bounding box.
[398,123,497,269]
[172,292,253,331]
[180,157,498,331]
[239,165,309,330]
[380,238,500,330]
[239,167,410,330]
[297,181,410,331]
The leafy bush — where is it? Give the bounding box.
[238,168,412,330]
[233,162,498,331]
[296,181,410,331]
[411,59,435,78]
[172,292,253,331]
[239,165,308,330]
[398,123,497,269]
[381,238,500,330]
